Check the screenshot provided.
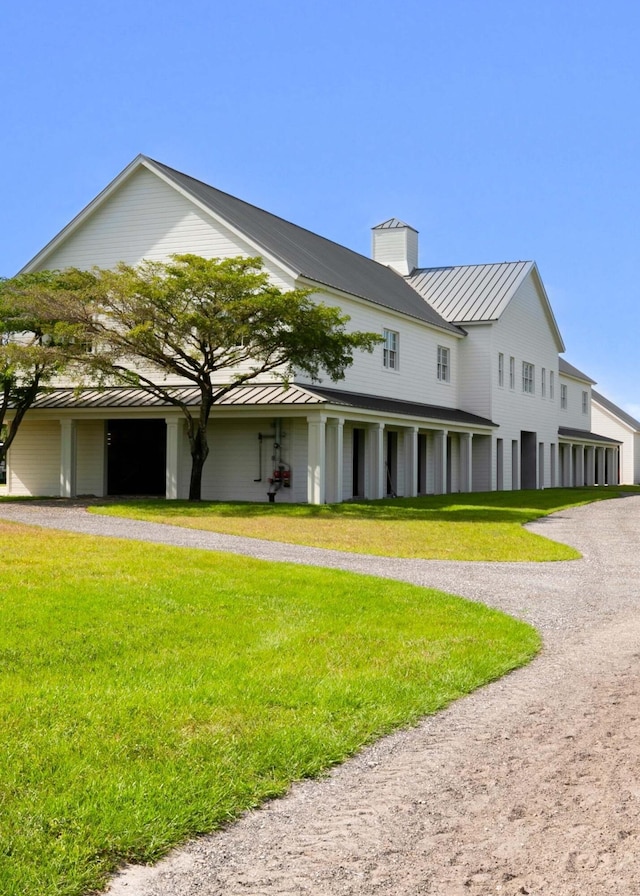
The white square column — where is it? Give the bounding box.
[597,446,606,485]
[434,429,448,495]
[325,417,344,504]
[366,423,385,499]
[307,415,327,505]
[166,417,184,500]
[460,432,473,493]
[403,426,418,498]
[574,445,585,487]
[562,443,573,487]
[60,419,77,498]
[585,446,596,486]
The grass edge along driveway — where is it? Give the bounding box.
[0,520,539,896]
[89,486,640,561]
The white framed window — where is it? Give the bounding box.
[561,383,568,409]
[509,356,515,390]
[383,329,398,370]
[541,367,546,398]
[498,352,504,387]
[550,370,555,400]
[522,361,535,395]
[582,390,588,414]
[437,345,450,382]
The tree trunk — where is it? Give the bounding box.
[187,420,210,501]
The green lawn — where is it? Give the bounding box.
[90,487,640,561]
[0,519,539,896]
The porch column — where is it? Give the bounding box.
[60,419,77,498]
[325,417,344,504]
[366,423,385,499]
[562,443,573,487]
[460,432,473,493]
[434,429,448,495]
[585,446,596,486]
[597,446,606,485]
[403,426,418,498]
[574,445,585,487]
[307,414,327,505]
[606,447,618,485]
[166,417,184,500]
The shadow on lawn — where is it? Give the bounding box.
[94,487,640,525]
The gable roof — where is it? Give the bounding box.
[24,155,461,336]
[559,357,596,384]
[592,389,640,431]
[148,159,461,333]
[406,260,565,350]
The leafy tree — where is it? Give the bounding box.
[76,254,383,500]
[0,271,92,470]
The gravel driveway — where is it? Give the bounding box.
[2,496,640,895]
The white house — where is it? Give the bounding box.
[591,390,640,485]
[4,155,621,502]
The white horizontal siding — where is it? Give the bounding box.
[591,403,639,484]
[180,417,307,503]
[7,421,60,496]
[40,166,294,290]
[470,273,561,489]
[296,291,461,408]
[559,375,592,430]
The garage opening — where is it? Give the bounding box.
[520,430,537,490]
[107,419,167,496]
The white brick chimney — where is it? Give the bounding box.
[371,218,418,276]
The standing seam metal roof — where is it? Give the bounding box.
[146,158,461,335]
[22,383,495,428]
[407,261,532,323]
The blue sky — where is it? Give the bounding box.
[2,0,639,412]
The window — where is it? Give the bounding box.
[541,367,546,398]
[582,390,588,414]
[383,329,398,369]
[522,361,535,394]
[550,370,555,400]
[437,345,450,382]
[498,352,504,387]
[509,356,515,390]
[561,383,568,409]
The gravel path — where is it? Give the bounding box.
[2,496,640,895]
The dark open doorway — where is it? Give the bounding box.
[520,430,537,490]
[352,428,365,498]
[386,431,398,496]
[107,419,167,496]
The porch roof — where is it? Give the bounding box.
[25,384,497,429]
[558,426,621,445]
[304,385,497,428]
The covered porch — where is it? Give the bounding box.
[5,385,497,505]
[558,427,622,487]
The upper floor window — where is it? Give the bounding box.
[541,367,546,398]
[550,370,555,400]
[498,353,504,387]
[509,356,515,390]
[522,361,535,394]
[582,390,589,414]
[560,383,568,409]
[383,329,398,370]
[437,345,450,382]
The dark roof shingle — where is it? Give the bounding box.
[148,158,461,335]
